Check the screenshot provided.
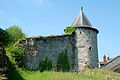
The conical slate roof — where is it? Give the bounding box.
[71,7,92,27]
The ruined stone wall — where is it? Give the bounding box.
[20,35,75,71]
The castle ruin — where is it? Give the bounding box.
[19,8,99,72]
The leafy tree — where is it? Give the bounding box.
[5,25,27,67]
[0,28,10,46]
[6,25,26,44]
[57,50,70,72]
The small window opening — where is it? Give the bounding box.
[89,31,90,34]
[89,47,91,50]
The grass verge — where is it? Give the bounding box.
[7,54,120,80]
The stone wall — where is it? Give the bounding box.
[19,27,99,72]
[20,34,76,71]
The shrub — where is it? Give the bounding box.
[57,50,70,72]
[7,45,26,67]
[39,57,52,72]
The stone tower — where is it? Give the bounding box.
[71,7,99,72]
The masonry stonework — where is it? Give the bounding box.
[74,27,99,72]
[20,27,98,72]
[19,9,99,72]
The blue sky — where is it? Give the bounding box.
[0,0,120,61]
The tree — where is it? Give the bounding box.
[5,25,27,67]
[6,25,26,44]
[0,28,10,46]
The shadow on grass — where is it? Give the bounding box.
[7,58,25,80]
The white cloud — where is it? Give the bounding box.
[17,0,46,4]
[18,0,25,3]
[37,0,45,5]
[17,0,53,7]
[32,0,48,6]
[31,0,53,7]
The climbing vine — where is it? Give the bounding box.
[64,27,78,34]
[57,50,70,72]
[39,57,52,72]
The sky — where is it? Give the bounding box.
[0,0,120,61]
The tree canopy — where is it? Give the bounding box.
[6,25,26,45]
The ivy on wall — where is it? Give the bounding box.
[57,50,70,72]
[39,50,70,72]
[64,27,78,34]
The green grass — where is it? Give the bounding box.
[13,69,110,80]
[7,54,120,80]
[8,64,120,80]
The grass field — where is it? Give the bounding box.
[7,55,120,80]
[21,71,110,80]
[8,68,120,80]
[8,62,120,80]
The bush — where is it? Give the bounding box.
[39,57,52,72]
[57,50,70,72]
[7,45,26,67]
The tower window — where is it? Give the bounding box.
[89,31,90,34]
[89,47,91,50]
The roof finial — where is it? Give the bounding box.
[81,6,83,11]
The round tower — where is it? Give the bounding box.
[71,7,99,72]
